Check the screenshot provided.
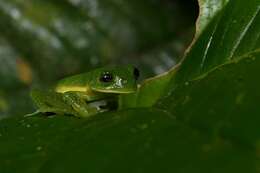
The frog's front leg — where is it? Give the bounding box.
[62,92,98,118]
[27,89,97,118]
[26,89,77,117]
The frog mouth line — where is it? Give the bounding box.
[92,88,136,94]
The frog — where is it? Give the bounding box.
[26,66,140,118]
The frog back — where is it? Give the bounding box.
[55,72,92,93]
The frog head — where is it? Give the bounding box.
[89,66,139,94]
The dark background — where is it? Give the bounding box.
[0,0,198,118]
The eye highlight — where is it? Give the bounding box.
[133,67,140,80]
[100,72,113,83]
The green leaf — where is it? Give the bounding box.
[1,0,260,172]
[2,49,260,171]
[0,107,257,172]
[173,0,260,84]
[157,50,260,146]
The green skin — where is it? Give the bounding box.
[26,66,139,118]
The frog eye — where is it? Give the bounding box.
[133,67,140,80]
[100,72,113,83]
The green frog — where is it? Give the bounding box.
[26,66,139,118]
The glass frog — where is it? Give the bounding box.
[26,66,140,118]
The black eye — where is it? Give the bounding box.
[133,67,140,80]
[100,72,113,82]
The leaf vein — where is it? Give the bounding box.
[229,5,260,59]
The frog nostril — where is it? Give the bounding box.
[133,67,140,80]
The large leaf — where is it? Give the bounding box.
[173,0,260,84]
[1,0,260,172]
[158,50,260,146]
[1,51,260,172]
